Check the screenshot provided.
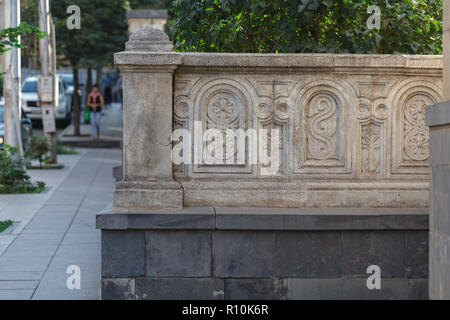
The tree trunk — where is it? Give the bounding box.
[96,67,102,87]
[72,67,80,136]
[85,67,92,106]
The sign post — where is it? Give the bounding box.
[37,76,56,134]
[38,0,57,163]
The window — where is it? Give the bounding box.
[22,80,37,93]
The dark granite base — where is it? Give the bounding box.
[97,207,428,300]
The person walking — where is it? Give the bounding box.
[87,85,104,140]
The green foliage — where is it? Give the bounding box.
[20,0,41,63]
[50,0,129,69]
[128,0,170,9]
[26,135,50,168]
[0,20,44,93]
[0,16,44,93]
[171,0,442,54]
[0,21,46,55]
[0,145,45,194]
[0,220,13,233]
[56,141,77,155]
[50,0,129,135]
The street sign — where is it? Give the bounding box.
[42,105,56,133]
[38,76,54,102]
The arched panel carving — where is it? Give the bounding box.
[295,82,350,173]
[390,80,442,174]
[305,92,339,161]
[402,93,434,162]
[190,79,254,175]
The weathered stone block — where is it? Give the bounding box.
[146,230,211,277]
[224,278,288,300]
[406,231,428,278]
[135,278,224,300]
[430,164,450,235]
[127,206,215,229]
[212,231,276,277]
[288,278,427,300]
[427,100,450,300]
[102,278,135,300]
[113,180,183,210]
[97,207,215,230]
[277,231,342,277]
[408,278,428,300]
[341,231,406,277]
[215,207,427,231]
[428,124,450,164]
[426,102,450,128]
[429,231,450,299]
[102,231,145,277]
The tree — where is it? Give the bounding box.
[170,0,442,54]
[50,0,128,136]
[20,0,41,69]
[128,0,170,9]
[0,21,44,99]
[0,21,43,56]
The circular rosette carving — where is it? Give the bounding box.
[256,102,273,121]
[174,99,190,124]
[207,93,238,128]
[405,97,428,126]
[204,129,236,162]
[356,103,371,119]
[355,101,388,120]
[402,93,434,162]
[374,104,388,120]
[404,129,429,161]
[205,91,242,161]
[275,103,289,122]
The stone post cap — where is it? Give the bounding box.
[125,25,173,52]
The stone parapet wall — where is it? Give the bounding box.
[114,28,442,208]
[100,26,436,301]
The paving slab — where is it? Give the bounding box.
[0,148,121,300]
[58,102,122,148]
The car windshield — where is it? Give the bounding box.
[22,80,37,93]
[62,75,73,86]
[0,104,4,122]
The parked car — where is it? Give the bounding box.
[0,99,33,151]
[21,76,72,126]
[58,73,85,109]
[59,73,74,95]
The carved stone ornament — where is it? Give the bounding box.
[125,25,173,52]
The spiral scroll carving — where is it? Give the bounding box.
[306,93,338,161]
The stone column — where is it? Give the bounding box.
[427,103,450,300]
[444,1,450,100]
[113,26,183,210]
[426,1,450,299]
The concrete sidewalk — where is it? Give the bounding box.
[0,148,121,299]
[59,103,123,148]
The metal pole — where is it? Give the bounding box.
[38,0,57,164]
[49,18,57,163]
[2,0,23,155]
[38,0,49,77]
